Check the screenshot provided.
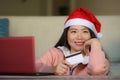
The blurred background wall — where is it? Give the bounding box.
[0,0,120,16]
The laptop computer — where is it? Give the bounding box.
[0,36,36,75]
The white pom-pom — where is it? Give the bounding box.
[97,33,102,38]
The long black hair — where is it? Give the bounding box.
[54,27,97,49]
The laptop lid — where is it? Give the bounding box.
[0,36,35,75]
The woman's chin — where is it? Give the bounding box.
[74,48,83,52]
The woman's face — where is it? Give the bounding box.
[67,25,91,53]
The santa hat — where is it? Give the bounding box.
[64,7,102,38]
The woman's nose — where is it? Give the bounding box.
[76,33,83,39]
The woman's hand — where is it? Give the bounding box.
[83,38,101,55]
[54,60,71,75]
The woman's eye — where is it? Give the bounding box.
[71,31,76,33]
[83,30,89,33]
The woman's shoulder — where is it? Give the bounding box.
[44,47,63,56]
[51,47,62,52]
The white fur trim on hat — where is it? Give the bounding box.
[64,18,95,31]
[97,33,102,38]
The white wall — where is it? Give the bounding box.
[0,16,120,62]
[1,16,65,59]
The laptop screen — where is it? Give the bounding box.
[0,36,35,75]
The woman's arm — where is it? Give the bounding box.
[84,38,109,75]
[35,48,69,75]
[35,49,55,73]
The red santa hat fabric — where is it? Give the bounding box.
[64,7,102,38]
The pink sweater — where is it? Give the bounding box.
[36,46,109,75]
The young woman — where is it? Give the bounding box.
[35,7,109,75]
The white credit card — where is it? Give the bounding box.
[65,52,89,65]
